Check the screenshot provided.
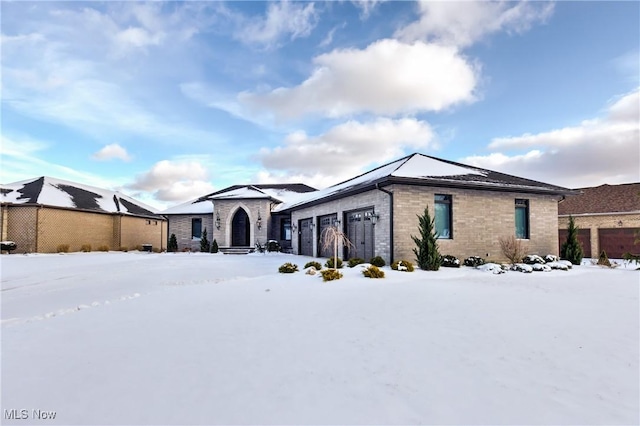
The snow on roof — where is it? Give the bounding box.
[160,197,213,214]
[278,153,573,211]
[1,176,161,217]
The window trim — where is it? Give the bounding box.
[434,194,453,239]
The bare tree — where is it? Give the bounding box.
[320,225,355,270]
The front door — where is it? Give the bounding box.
[231,209,250,246]
[318,214,337,258]
[299,218,313,256]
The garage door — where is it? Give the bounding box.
[598,228,639,258]
[298,218,313,257]
[558,228,591,258]
[346,209,374,261]
[318,214,337,258]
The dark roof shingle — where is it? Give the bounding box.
[558,183,640,215]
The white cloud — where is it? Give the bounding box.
[233,1,318,49]
[396,1,554,47]
[461,89,640,188]
[258,117,435,188]
[92,143,132,162]
[240,39,477,119]
[352,0,385,19]
[128,160,215,202]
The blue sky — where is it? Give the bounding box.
[2,1,638,210]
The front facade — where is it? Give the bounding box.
[1,177,167,253]
[558,183,640,258]
[282,154,573,263]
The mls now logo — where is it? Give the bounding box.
[4,409,57,420]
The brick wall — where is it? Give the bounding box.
[38,207,113,252]
[167,214,214,252]
[212,199,273,247]
[6,206,38,253]
[391,184,560,262]
[120,216,167,251]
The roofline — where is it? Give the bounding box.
[558,211,640,218]
[0,202,166,220]
[280,176,574,212]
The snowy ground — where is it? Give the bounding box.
[1,252,638,425]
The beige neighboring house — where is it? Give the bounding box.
[1,176,167,254]
[558,183,640,258]
[278,153,575,263]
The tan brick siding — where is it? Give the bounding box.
[391,185,560,263]
[1,205,167,254]
[558,213,640,257]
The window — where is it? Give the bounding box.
[281,218,292,241]
[435,194,452,239]
[192,218,202,240]
[515,199,529,239]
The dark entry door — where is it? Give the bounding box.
[318,214,337,258]
[346,209,374,260]
[231,209,250,246]
[299,218,313,256]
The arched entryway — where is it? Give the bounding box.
[231,208,250,246]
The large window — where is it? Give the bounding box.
[515,199,530,239]
[192,218,202,240]
[435,194,452,239]
[281,218,292,241]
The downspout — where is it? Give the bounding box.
[376,183,394,263]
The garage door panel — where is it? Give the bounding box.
[598,228,639,259]
[558,228,591,258]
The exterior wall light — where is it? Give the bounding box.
[370,213,379,225]
[215,212,221,230]
[257,212,262,230]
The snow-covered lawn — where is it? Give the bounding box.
[2,252,638,425]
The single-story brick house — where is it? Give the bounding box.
[278,153,575,263]
[558,183,640,258]
[161,184,316,252]
[0,176,167,253]
[163,153,575,263]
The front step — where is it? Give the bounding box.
[220,247,255,255]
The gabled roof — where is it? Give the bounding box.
[161,183,316,215]
[558,183,640,215]
[1,176,161,218]
[279,153,576,211]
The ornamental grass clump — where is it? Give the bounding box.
[348,258,365,268]
[391,260,415,272]
[278,263,299,273]
[320,269,343,282]
[56,244,70,253]
[325,257,344,269]
[81,244,92,252]
[304,261,322,270]
[370,256,385,267]
[362,265,385,278]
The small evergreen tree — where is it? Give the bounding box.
[412,206,441,271]
[168,233,178,252]
[560,216,583,265]
[211,239,219,253]
[200,228,211,253]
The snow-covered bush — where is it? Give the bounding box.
[57,244,70,253]
[304,261,322,270]
[532,263,552,272]
[321,269,343,281]
[81,244,92,253]
[441,255,461,268]
[305,267,318,275]
[544,254,558,263]
[278,263,299,274]
[267,240,281,252]
[391,260,415,272]
[523,254,546,264]
[325,257,344,269]
[547,261,570,271]
[477,263,506,274]
[464,256,485,267]
[348,258,365,268]
[370,256,386,267]
[362,265,385,278]
[511,263,534,273]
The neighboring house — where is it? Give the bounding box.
[161,184,316,252]
[558,183,640,258]
[278,153,575,263]
[0,176,167,253]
